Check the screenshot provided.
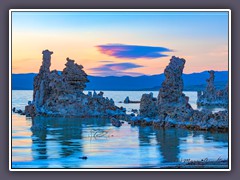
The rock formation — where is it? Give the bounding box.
[135,56,229,132]
[139,93,158,117]
[33,50,53,111]
[123,96,140,104]
[197,71,228,107]
[111,117,122,127]
[157,56,194,122]
[25,50,126,118]
[62,58,89,91]
[124,96,130,103]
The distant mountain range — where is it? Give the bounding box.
[12,71,228,91]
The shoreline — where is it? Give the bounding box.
[12,160,229,169]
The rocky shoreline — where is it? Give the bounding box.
[159,159,228,169]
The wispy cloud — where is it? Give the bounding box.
[96,44,173,59]
[89,62,144,76]
[98,60,114,63]
[207,46,228,57]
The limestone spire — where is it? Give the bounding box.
[40,49,53,73]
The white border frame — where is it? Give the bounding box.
[9,9,231,172]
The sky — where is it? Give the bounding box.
[11,11,229,76]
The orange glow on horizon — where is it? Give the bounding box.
[12,12,228,75]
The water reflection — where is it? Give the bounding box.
[11,114,228,168]
[31,120,48,160]
[12,90,228,168]
[155,129,187,163]
[137,126,228,164]
[138,126,181,163]
[30,116,111,167]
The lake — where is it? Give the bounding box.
[11,90,228,169]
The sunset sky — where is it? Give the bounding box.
[11,11,229,76]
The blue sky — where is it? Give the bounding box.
[12,11,229,76]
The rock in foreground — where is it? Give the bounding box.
[25,50,126,118]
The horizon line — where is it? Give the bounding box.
[12,69,229,77]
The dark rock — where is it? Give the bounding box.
[124,96,140,103]
[25,104,36,117]
[124,96,130,103]
[16,109,23,114]
[130,113,135,116]
[111,117,122,127]
[79,156,88,160]
[131,109,138,113]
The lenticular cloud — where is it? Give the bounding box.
[96,44,173,59]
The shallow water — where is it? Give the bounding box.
[11,90,228,168]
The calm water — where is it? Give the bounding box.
[12,90,228,168]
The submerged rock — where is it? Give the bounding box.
[25,50,126,118]
[197,71,228,107]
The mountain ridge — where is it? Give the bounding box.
[12,71,228,91]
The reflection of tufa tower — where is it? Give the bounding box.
[155,130,180,163]
[31,116,84,164]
